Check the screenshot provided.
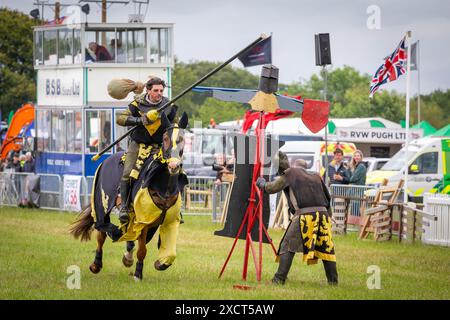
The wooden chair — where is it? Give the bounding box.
[185,187,213,211]
[359,179,404,241]
[219,173,235,225]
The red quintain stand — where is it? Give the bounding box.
[218,111,279,282]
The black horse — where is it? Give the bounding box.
[70,112,188,280]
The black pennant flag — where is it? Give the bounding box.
[238,36,272,67]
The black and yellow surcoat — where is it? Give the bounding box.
[264,168,336,264]
[116,94,177,145]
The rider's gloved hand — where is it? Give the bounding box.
[146,109,159,122]
[125,116,147,126]
[141,115,150,125]
[256,177,266,189]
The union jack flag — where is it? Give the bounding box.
[369,37,407,97]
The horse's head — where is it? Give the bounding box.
[160,111,188,175]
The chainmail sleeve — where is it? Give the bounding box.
[116,108,133,126]
[264,175,289,194]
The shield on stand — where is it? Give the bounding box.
[214,133,284,243]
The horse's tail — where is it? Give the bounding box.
[69,205,95,242]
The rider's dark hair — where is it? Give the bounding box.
[146,77,166,90]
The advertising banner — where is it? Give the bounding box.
[336,127,423,143]
[63,175,82,211]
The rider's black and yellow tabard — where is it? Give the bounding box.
[128,143,159,180]
[116,93,177,145]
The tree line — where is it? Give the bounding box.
[1,7,449,130]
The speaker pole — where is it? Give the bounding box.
[315,33,332,183]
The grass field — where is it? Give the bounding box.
[0,206,449,300]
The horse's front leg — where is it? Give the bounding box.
[134,227,148,281]
[122,241,135,268]
[89,231,107,274]
[155,212,180,271]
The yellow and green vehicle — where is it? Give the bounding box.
[366,137,450,201]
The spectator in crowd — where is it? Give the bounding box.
[7,152,22,172]
[348,150,367,218]
[349,150,367,185]
[110,39,126,63]
[5,153,23,206]
[88,42,112,62]
[19,154,26,171]
[0,158,7,171]
[22,152,35,173]
[208,118,217,128]
[323,148,350,186]
[85,48,96,62]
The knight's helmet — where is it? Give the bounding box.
[259,64,279,94]
[276,151,290,175]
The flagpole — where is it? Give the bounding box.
[404,31,412,204]
[417,40,421,124]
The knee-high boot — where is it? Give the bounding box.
[272,252,295,285]
[323,260,338,285]
[119,180,131,224]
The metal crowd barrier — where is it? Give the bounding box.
[0,171,62,210]
[2,171,449,248]
[0,172,380,221]
[80,176,95,209]
[330,184,377,215]
[182,176,216,216]
[329,184,378,232]
[0,172,228,220]
[39,173,63,210]
[0,171,20,206]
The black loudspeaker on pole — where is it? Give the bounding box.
[315,33,332,66]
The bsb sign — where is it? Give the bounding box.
[336,127,424,143]
[37,69,83,106]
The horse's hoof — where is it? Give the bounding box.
[122,252,134,268]
[133,276,142,282]
[154,260,170,271]
[89,263,102,274]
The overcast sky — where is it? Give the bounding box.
[2,0,450,95]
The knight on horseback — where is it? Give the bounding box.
[70,111,189,280]
[116,77,177,224]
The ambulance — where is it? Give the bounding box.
[366,137,448,201]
